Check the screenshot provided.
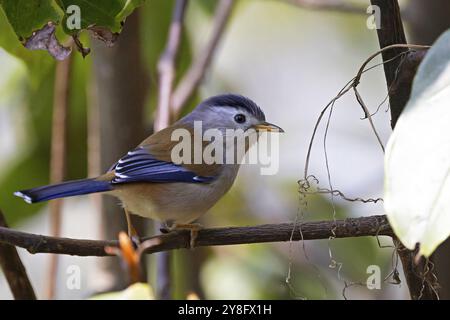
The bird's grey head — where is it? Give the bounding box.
[180,94,283,133]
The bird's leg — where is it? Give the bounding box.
[163,222,203,249]
[124,208,140,246]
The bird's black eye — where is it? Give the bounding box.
[234,114,246,124]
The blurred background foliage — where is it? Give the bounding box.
[2,0,447,300]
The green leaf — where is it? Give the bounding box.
[58,0,124,33]
[0,0,62,41]
[116,0,146,22]
[90,283,155,300]
[0,0,147,59]
[384,29,450,257]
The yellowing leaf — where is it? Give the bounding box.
[90,283,155,300]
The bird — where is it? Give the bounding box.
[14,94,283,247]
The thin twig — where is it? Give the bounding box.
[154,0,188,131]
[303,45,428,178]
[47,48,72,299]
[0,210,36,300]
[171,0,234,117]
[353,87,385,152]
[353,44,429,87]
[0,215,393,257]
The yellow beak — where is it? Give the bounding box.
[253,122,284,133]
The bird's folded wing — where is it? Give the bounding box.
[139,123,223,178]
[110,146,216,184]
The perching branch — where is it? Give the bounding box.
[0,210,36,300]
[171,0,235,117]
[0,215,392,257]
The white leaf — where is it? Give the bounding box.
[384,29,450,257]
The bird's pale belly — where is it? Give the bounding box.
[110,177,234,224]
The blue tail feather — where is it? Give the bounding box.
[14,178,112,203]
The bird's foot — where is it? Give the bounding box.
[162,222,203,249]
[130,235,141,249]
[126,221,141,248]
[124,208,141,248]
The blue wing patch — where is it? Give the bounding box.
[111,147,215,184]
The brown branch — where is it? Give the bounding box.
[395,241,439,300]
[370,0,438,300]
[47,45,72,300]
[370,0,409,128]
[0,210,36,300]
[154,0,188,131]
[171,0,234,117]
[286,0,367,14]
[388,49,427,108]
[0,215,393,257]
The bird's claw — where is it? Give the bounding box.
[160,227,170,234]
[130,234,141,249]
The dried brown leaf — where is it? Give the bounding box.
[24,22,71,61]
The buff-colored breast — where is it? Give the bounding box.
[109,164,240,224]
